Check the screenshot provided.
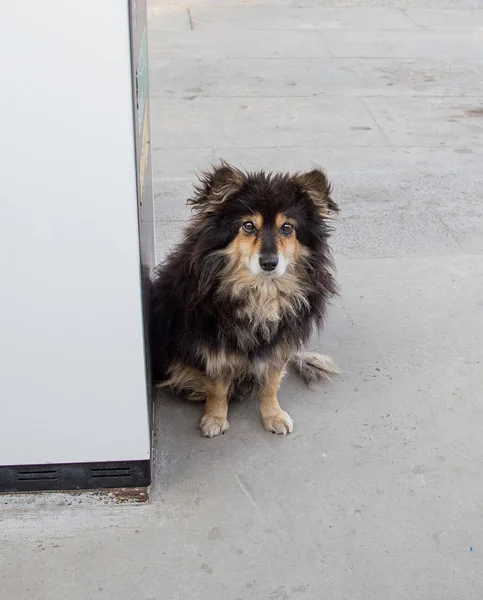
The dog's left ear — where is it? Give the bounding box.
[295,169,339,217]
[189,162,245,212]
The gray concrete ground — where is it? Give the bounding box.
[2,1,483,598]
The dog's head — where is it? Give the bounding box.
[188,162,338,280]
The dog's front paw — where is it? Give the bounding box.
[200,415,230,438]
[262,410,294,435]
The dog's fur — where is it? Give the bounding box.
[150,163,339,437]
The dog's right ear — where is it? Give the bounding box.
[188,162,245,212]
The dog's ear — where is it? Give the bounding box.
[295,168,338,217]
[189,162,245,212]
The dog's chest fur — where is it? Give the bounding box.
[219,277,309,353]
[236,282,284,330]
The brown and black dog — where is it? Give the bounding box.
[150,163,339,437]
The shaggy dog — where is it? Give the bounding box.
[150,163,339,437]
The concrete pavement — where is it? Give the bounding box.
[2,1,483,598]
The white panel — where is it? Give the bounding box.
[0,1,151,464]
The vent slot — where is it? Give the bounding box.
[91,467,132,479]
[17,469,58,481]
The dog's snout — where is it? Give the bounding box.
[259,254,279,272]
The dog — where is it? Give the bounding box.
[150,162,339,437]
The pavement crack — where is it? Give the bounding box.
[360,96,393,147]
[232,472,261,513]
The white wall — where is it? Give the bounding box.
[0,0,151,464]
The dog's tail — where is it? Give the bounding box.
[291,352,339,386]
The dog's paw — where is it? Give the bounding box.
[262,410,294,435]
[200,415,230,438]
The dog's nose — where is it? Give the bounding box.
[259,254,279,272]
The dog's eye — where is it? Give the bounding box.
[281,223,294,235]
[242,221,256,234]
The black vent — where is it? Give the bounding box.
[0,460,150,493]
